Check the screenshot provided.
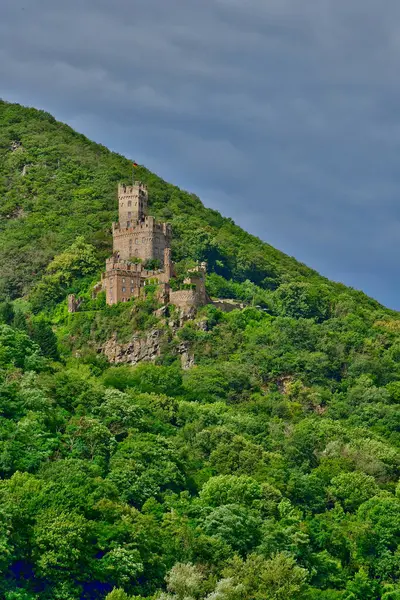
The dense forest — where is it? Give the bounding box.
[0,99,400,600]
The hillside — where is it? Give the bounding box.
[0,99,400,600]
[0,99,379,305]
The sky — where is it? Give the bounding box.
[1,0,400,309]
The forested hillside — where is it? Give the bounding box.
[0,99,400,600]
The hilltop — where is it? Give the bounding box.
[0,99,400,600]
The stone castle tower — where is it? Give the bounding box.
[117,182,148,225]
[112,183,172,265]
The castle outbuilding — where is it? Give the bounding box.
[101,182,209,311]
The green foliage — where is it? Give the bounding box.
[328,472,380,512]
[144,258,162,271]
[105,591,132,600]
[223,552,308,600]
[0,302,15,325]
[202,504,262,554]
[0,324,46,371]
[29,236,99,312]
[29,317,59,360]
[275,282,331,322]
[103,364,183,396]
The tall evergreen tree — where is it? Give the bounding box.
[13,309,28,332]
[0,301,15,325]
[30,319,59,360]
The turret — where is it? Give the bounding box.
[164,247,173,278]
[118,182,148,227]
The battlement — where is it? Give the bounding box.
[105,257,142,273]
[112,218,172,235]
[187,262,207,277]
[118,182,148,195]
[105,257,164,277]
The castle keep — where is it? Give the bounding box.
[112,184,172,264]
[100,182,209,310]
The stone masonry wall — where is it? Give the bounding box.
[113,218,172,265]
[170,289,201,311]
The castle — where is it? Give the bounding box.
[100,182,209,311]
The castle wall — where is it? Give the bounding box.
[104,269,143,305]
[103,257,170,305]
[170,289,203,311]
[113,218,172,265]
[184,275,208,305]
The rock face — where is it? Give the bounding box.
[177,342,195,370]
[102,329,164,365]
[68,294,83,313]
[101,325,195,369]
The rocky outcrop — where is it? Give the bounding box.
[177,342,195,370]
[68,294,83,313]
[102,329,164,365]
[101,326,196,369]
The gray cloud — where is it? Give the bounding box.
[2,0,400,307]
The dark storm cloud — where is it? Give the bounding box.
[2,0,400,307]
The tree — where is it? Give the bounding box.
[13,309,28,332]
[275,282,331,322]
[201,504,261,554]
[0,301,15,326]
[30,318,59,360]
[108,433,184,506]
[45,236,98,279]
[328,472,380,512]
[199,475,281,517]
[32,509,93,580]
[29,237,99,312]
[205,578,245,600]
[105,590,131,600]
[0,325,45,371]
[103,364,183,396]
[160,562,205,600]
[223,553,308,600]
[99,546,143,587]
[344,568,381,600]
